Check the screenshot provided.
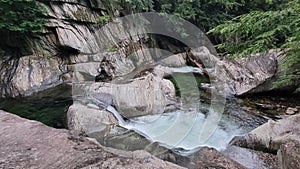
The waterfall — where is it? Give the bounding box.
[80,90,245,154]
[105,106,244,153]
[106,105,126,126]
[75,95,128,126]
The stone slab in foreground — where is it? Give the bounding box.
[0,110,184,169]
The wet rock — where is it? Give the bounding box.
[0,110,184,169]
[277,140,300,169]
[285,107,298,115]
[90,128,171,156]
[230,114,300,153]
[67,102,117,133]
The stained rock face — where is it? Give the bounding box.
[0,110,184,169]
[0,55,66,97]
[0,0,149,98]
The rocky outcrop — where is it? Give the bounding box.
[0,0,150,98]
[0,55,67,97]
[230,114,300,169]
[250,49,300,94]
[223,145,279,169]
[71,73,176,119]
[230,114,300,153]
[0,110,184,169]
[67,103,117,133]
[192,47,278,96]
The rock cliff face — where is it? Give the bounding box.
[0,0,151,98]
[0,54,66,97]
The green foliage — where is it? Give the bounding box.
[110,0,154,12]
[154,0,244,31]
[125,0,154,12]
[111,0,289,32]
[107,46,119,52]
[97,15,111,25]
[0,0,46,33]
[208,0,300,92]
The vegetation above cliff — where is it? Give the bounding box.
[0,0,45,33]
[208,0,300,92]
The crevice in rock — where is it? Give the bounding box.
[0,58,19,97]
[55,45,80,59]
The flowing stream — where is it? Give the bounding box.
[110,107,246,152]
[0,72,269,155]
[1,69,298,168]
[89,72,267,154]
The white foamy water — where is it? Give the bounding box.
[107,106,244,152]
[107,105,126,126]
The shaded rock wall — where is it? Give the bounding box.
[0,0,151,98]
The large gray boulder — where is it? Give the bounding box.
[0,110,184,169]
[230,114,300,169]
[230,114,300,153]
[67,103,117,134]
[72,73,176,118]
[223,145,279,169]
[192,47,278,96]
